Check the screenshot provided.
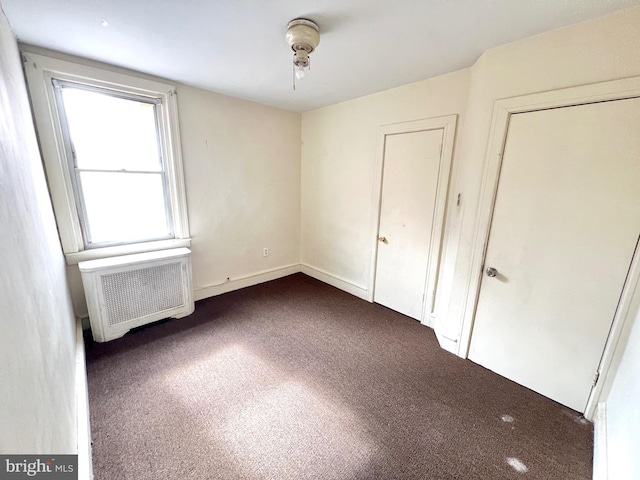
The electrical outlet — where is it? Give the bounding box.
[263,247,269,257]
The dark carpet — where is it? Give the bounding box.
[86,273,593,479]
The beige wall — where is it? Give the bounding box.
[177,86,301,301]
[438,5,640,345]
[301,69,471,298]
[0,12,77,453]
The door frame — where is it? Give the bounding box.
[457,76,640,419]
[368,115,457,326]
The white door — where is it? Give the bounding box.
[469,98,640,412]
[374,129,443,320]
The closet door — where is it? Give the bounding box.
[374,128,444,320]
[469,98,640,412]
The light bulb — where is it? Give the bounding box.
[295,65,306,80]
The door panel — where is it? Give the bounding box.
[469,98,640,412]
[374,129,443,320]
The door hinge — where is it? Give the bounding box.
[592,371,600,386]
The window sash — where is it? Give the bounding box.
[76,170,174,247]
[52,79,176,249]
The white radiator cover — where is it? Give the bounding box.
[79,248,194,342]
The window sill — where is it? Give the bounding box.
[64,238,192,266]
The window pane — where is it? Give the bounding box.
[79,172,171,245]
[61,87,162,172]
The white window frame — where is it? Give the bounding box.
[23,52,190,264]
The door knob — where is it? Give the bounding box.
[378,236,388,244]
[486,267,498,277]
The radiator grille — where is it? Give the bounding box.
[101,262,185,326]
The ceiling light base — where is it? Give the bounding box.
[286,18,320,89]
[286,19,320,55]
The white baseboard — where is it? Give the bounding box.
[194,264,301,301]
[421,313,435,329]
[194,263,370,303]
[76,319,93,480]
[432,313,460,355]
[434,330,459,355]
[593,402,608,480]
[300,264,369,301]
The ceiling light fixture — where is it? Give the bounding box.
[285,18,320,91]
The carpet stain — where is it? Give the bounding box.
[506,457,529,473]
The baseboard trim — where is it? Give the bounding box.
[593,402,608,480]
[301,264,369,301]
[430,313,460,355]
[194,264,301,301]
[434,330,459,355]
[76,319,93,480]
[421,313,435,329]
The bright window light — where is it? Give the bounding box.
[56,82,173,247]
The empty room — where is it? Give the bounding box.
[1,1,639,479]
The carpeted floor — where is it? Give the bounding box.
[86,273,593,479]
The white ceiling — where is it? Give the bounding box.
[2,0,638,112]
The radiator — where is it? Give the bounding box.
[78,248,194,342]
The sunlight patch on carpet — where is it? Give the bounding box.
[163,344,378,479]
[224,381,377,479]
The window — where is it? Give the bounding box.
[54,81,174,247]
[23,52,190,263]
